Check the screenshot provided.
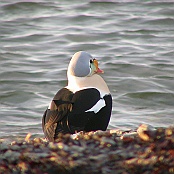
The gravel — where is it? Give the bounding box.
[0,124,174,174]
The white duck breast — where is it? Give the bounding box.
[66,74,110,114]
[42,51,112,142]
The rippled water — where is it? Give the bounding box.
[0,0,174,140]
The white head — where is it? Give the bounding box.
[67,51,104,77]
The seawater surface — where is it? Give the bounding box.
[0,0,174,140]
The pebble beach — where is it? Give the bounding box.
[1,125,174,174]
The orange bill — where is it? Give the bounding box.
[93,59,104,74]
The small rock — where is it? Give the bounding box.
[0,142,9,151]
[121,132,137,141]
[137,124,156,141]
[100,137,115,146]
[3,150,20,162]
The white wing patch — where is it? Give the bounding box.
[85,98,106,113]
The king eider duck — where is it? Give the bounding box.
[42,51,112,141]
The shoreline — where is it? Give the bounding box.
[0,125,174,174]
